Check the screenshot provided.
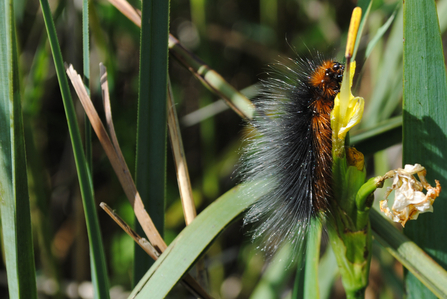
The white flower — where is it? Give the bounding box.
[379,164,441,227]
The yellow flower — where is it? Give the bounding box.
[331,61,364,156]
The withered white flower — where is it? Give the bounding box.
[379,164,441,227]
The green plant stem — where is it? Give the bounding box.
[329,152,372,299]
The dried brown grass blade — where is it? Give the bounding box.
[65,64,167,252]
[107,0,141,26]
[167,79,209,288]
[100,203,159,260]
[167,80,197,225]
[100,203,213,299]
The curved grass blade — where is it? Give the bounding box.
[402,0,447,297]
[129,182,268,298]
[38,1,110,297]
[0,1,37,297]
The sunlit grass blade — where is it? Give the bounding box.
[362,7,403,127]
[129,183,269,298]
[292,219,323,299]
[0,1,37,297]
[133,0,170,281]
[365,3,400,59]
[167,79,196,225]
[38,1,110,297]
[370,210,447,298]
[352,0,372,61]
[402,0,447,297]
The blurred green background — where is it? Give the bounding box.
[6,0,443,298]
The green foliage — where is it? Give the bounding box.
[402,0,447,297]
[134,0,170,282]
[38,0,110,297]
[0,0,37,297]
[3,0,447,298]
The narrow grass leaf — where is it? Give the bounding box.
[38,1,110,297]
[303,219,322,299]
[318,247,339,299]
[353,0,372,61]
[83,0,93,170]
[365,3,399,59]
[362,7,403,127]
[402,0,447,297]
[0,1,37,297]
[134,0,170,281]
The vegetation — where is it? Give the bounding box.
[1,0,447,298]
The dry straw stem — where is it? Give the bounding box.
[65,64,167,252]
[99,203,211,298]
[100,203,160,260]
[167,80,197,225]
[167,79,209,288]
[107,0,255,120]
[70,65,211,298]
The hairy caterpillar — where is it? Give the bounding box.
[239,54,344,256]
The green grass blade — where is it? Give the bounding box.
[303,219,322,299]
[363,7,403,127]
[318,247,339,299]
[350,116,402,155]
[129,183,268,298]
[134,0,170,282]
[402,0,447,297]
[38,1,110,297]
[249,244,295,299]
[83,0,92,170]
[371,210,447,298]
[0,1,37,297]
[353,0,372,61]
[365,4,399,59]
